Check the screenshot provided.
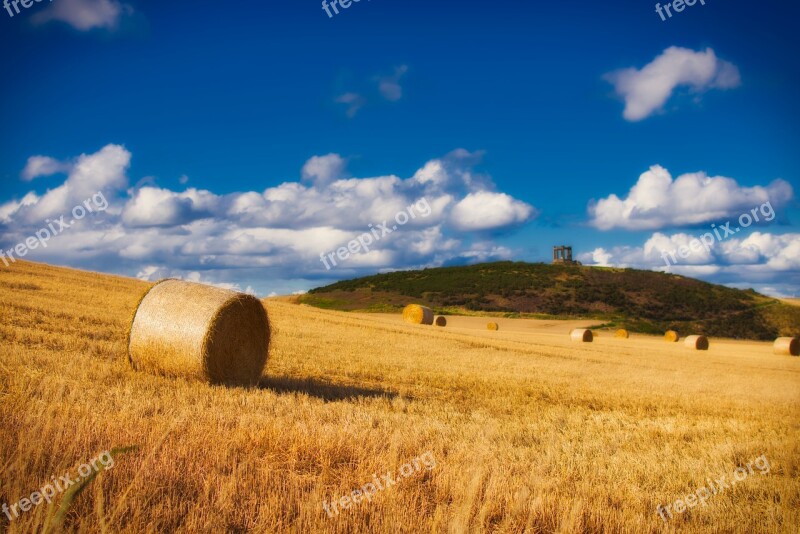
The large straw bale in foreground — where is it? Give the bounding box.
[402,304,434,325]
[664,330,680,342]
[128,279,270,386]
[684,335,709,351]
[774,337,799,356]
[571,329,593,342]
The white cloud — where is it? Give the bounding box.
[0,192,39,224]
[3,144,131,225]
[21,156,72,181]
[0,146,535,295]
[301,154,348,187]
[122,187,216,228]
[589,165,793,231]
[605,47,741,121]
[377,65,408,101]
[335,92,365,118]
[579,232,800,297]
[31,0,133,31]
[586,248,614,267]
[450,191,535,231]
[335,64,409,117]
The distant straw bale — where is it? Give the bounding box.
[128,279,270,386]
[487,322,499,331]
[615,329,629,339]
[402,304,434,325]
[684,335,709,351]
[571,329,593,342]
[435,316,447,327]
[664,330,680,343]
[774,337,799,356]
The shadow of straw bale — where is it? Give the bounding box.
[259,375,401,402]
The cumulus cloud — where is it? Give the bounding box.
[31,0,133,31]
[579,232,800,296]
[2,144,130,225]
[122,187,216,228]
[0,145,535,295]
[301,154,348,187]
[605,47,741,121]
[450,191,535,231]
[21,156,72,181]
[589,165,793,231]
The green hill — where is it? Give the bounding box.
[300,261,800,340]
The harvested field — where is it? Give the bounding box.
[1,260,799,533]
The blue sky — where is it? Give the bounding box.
[1,0,798,296]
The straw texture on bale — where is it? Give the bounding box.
[435,316,447,327]
[684,335,709,351]
[402,304,434,325]
[773,337,799,356]
[571,329,593,342]
[615,329,629,339]
[664,330,680,342]
[128,279,270,386]
[487,322,499,331]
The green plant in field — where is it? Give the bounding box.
[43,446,138,534]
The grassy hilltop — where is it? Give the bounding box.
[303,261,800,340]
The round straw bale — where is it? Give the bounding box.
[402,304,434,325]
[571,329,593,342]
[664,330,680,342]
[128,279,270,386]
[487,322,499,331]
[434,316,447,327]
[615,329,629,339]
[774,337,799,356]
[684,335,709,351]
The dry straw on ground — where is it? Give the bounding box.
[2,260,800,533]
[128,279,270,386]
[684,335,709,351]
[664,330,680,342]
[774,337,800,356]
[571,329,593,342]
[435,316,447,327]
[615,329,629,339]
[487,322,499,331]
[402,304,434,325]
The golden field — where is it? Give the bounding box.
[1,260,799,533]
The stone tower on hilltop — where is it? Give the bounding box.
[553,246,581,265]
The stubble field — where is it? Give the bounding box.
[1,260,798,533]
